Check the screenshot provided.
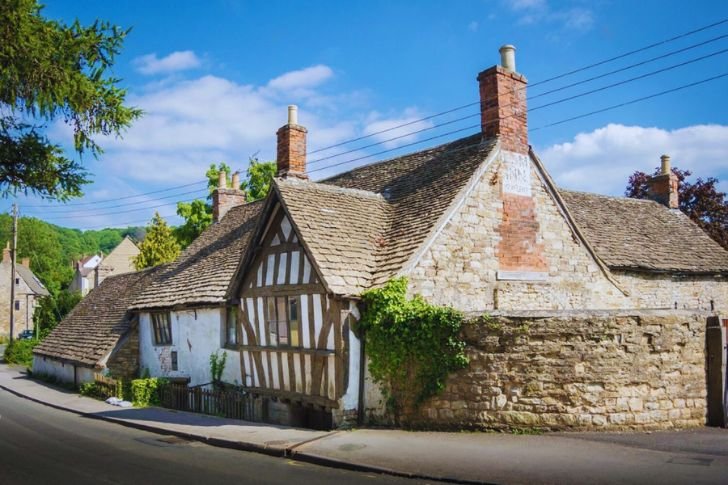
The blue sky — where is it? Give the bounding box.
[10,0,728,229]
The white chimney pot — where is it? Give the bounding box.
[288,105,298,125]
[499,44,516,72]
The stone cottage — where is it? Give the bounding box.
[33,267,160,385]
[69,236,140,296]
[59,45,728,430]
[0,246,49,338]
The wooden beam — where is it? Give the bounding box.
[242,284,324,298]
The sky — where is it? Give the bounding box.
[8,0,728,229]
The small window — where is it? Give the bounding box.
[225,306,238,347]
[265,296,300,347]
[14,300,20,311]
[171,351,178,371]
[151,312,172,346]
[15,277,19,285]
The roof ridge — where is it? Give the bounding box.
[559,188,662,205]
[278,177,385,200]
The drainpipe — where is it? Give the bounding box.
[357,335,366,426]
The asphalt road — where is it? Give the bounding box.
[0,390,425,485]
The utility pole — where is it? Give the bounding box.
[9,203,17,343]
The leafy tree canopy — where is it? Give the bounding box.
[626,166,728,250]
[133,212,180,270]
[175,159,276,248]
[0,0,141,200]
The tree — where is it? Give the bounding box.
[133,212,180,270]
[242,158,276,202]
[626,167,728,250]
[174,159,276,248]
[0,0,141,200]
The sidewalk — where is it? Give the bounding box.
[1,364,727,484]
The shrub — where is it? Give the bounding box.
[131,377,166,407]
[79,382,106,399]
[4,339,38,367]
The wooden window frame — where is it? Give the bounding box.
[151,312,172,346]
[265,295,301,348]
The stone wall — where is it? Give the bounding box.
[616,271,728,313]
[413,310,708,430]
[106,326,140,379]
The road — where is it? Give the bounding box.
[0,390,425,485]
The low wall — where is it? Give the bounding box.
[414,310,708,430]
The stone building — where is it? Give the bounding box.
[39,45,728,430]
[33,268,159,385]
[0,246,49,338]
[69,236,140,296]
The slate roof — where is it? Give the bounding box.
[131,200,264,309]
[272,134,497,294]
[34,268,158,366]
[15,264,49,296]
[560,190,728,273]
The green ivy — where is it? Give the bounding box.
[210,350,227,386]
[358,278,469,425]
[130,377,166,407]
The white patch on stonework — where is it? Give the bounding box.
[502,151,531,196]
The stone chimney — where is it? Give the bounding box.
[212,170,247,222]
[276,105,308,179]
[477,44,529,154]
[647,154,679,209]
[2,243,9,263]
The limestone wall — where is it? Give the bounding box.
[408,149,629,313]
[413,311,708,430]
[615,271,728,312]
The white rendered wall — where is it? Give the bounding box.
[31,355,95,385]
[139,308,241,386]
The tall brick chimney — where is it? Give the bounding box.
[276,105,308,179]
[647,154,679,209]
[477,45,528,154]
[212,170,246,222]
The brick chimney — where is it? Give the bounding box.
[276,105,308,179]
[212,170,246,222]
[477,45,528,154]
[647,154,679,209]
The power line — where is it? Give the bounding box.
[309,71,728,174]
[35,196,203,220]
[22,187,210,215]
[21,179,209,208]
[304,17,727,156]
[308,46,728,167]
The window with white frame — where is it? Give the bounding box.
[151,312,172,346]
[265,296,300,347]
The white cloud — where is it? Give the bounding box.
[363,108,435,149]
[509,0,547,10]
[539,123,728,195]
[505,0,594,32]
[468,21,479,32]
[133,50,202,75]
[267,65,334,91]
[553,8,594,32]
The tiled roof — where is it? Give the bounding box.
[15,264,49,296]
[34,268,159,366]
[560,190,728,273]
[131,200,264,309]
[274,134,497,293]
[276,179,390,295]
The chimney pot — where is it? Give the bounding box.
[231,171,240,189]
[499,44,516,72]
[660,154,671,175]
[217,170,227,189]
[288,105,298,125]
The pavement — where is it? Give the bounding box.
[1,364,728,484]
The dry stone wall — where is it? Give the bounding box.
[413,310,708,430]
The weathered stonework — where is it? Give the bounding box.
[106,326,140,379]
[413,311,708,430]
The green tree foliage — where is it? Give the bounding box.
[0,0,141,199]
[242,159,276,202]
[175,159,276,248]
[626,166,728,250]
[133,212,180,270]
[33,290,82,338]
[358,278,468,425]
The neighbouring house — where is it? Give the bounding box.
[69,236,140,296]
[32,267,160,386]
[74,45,728,430]
[0,245,50,338]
